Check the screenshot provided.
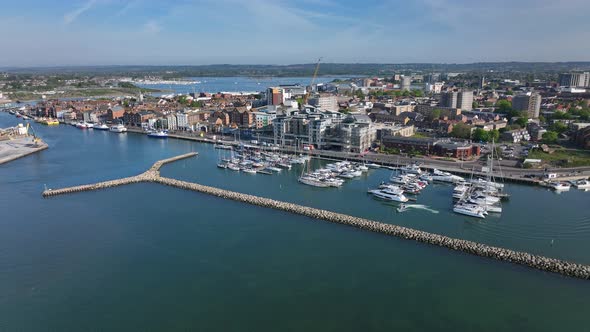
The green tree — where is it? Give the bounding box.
[355,90,365,99]
[489,129,500,142]
[542,131,558,144]
[450,123,472,139]
[549,121,568,134]
[496,99,512,112]
[515,115,528,128]
[472,128,489,142]
[190,100,203,108]
[538,115,546,124]
[472,101,479,109]
[428,109,442,121]
[118,82,139,89]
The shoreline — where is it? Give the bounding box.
[123,127,590,185]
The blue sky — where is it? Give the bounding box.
[1,0,589,66]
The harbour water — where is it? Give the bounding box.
[1,112,589,331]
[135,76,350,95]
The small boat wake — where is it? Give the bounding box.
[383,202,439,214]
[407,204,439,214]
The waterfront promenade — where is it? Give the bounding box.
[41,153,590,280]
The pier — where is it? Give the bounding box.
[42,153,590,280]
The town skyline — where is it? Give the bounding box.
[2,0,590,67]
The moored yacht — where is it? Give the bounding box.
[573,179,590,189]
[109,124,127,133]
[368,188,409,202]
[94,123,109,130]
[431,169,464,183]
[148,130,169,138]
[549,182,571,191]
[453,203,486,219]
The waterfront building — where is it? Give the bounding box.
[323,114,377,153]
[559,72,590,87]
[176,113,188,130]
[266,87,284,106]
[382,136,480,158]
[512,92,541,118]
[253,111,276,129]
[166,114,178,130]
[107,105,125,122]
[308,94,339,112]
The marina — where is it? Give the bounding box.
[1,111,590,331]
[40,152,590,280]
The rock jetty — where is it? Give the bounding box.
[41,152,590,280]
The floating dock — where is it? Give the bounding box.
[41,153,590,280]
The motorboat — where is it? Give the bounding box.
[369,188,409,202]
[453,203,486,219]
[94,123,109,130]
[217,163,228,169]
[549,182,571,191]
[397,204,409,213]
[573,179,590,189]
[227,163,240,171]
[400,164,423,175]
[419,174,433,182]
[431,169,464,183]
[148,130,169,138]
[377,183,404,195]
[109,124,127,133]
[242,168,257,174]
[469,194,500,205]
[298,175,332,187]
[366,163,381,169]
[470,177,504,189]
[452,184,470,199]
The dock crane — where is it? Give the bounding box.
[26,122,41,146]
[303,57,322,106]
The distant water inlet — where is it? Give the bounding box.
[42,153,590,280]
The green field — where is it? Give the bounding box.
[528,148,590,167]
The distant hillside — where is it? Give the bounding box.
[2,62,590,77]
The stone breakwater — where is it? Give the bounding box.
[155,177,590,280]
[41,152,590,280]
[42,152,197,197]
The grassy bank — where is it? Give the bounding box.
[528,148,590,167]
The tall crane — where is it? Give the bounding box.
[303,57,322,106]
[26,123,40,146]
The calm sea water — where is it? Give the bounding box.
[136,76,348,95]
[1,112,589,331]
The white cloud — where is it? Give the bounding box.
[143,20,161,33]
[64,0,97,24]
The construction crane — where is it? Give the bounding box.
[26,123,41,145]
[303,57,322,106]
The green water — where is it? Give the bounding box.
[0,112,589,331]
